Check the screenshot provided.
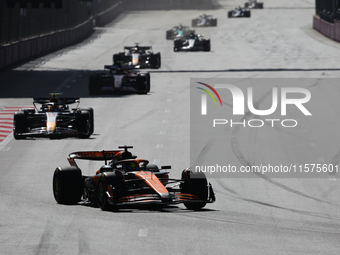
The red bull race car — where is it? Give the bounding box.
[113,44,161,69]
[13,94,93,139]
[53,146,215,211]
[88,65,150,95]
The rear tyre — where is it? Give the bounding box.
[137,73,150,94]
[53,166,83,205]
[213,18,217,26]
[245,10,251,17]
[13,111,28,140]
[181,169,208,210]
[166,30,173,40]
[191,19,198,27]
[204,40,211,52]
[258,2,263,8]
[228,11,233,18]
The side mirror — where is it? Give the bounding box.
[161,165,171,170]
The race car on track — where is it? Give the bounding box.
[191,14,217,27]
[88,65,150,95]
[13,94,94,139]
[228,7,251,18]
[53,146,215,211]
[244,0,263,9]
[166,25,195,40]
[174,33,210,52]
[113,44,161,69]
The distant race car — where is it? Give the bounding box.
[166,25,195,40]
[228,7,251,18]
[174,33,210,52]
[13,94,94,139]
[52,145,215,211]
[113,44,161,69]
[88,65,150,95]
[244,0,263,9]
[192,14,217,27]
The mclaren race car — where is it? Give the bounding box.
[113,44,161,69]
[244,0,263,9]
[13,94,94,139]
[228,7,251,18]
[192,14,217,27]
[53,146,215,211]
[174,33,210,52]
[88,65,150,95]
[166,25,195,40]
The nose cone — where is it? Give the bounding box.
[160,192,172,202]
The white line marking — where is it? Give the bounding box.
[0,133,13,150]
[138,229,148,237]
[55,72,79,92]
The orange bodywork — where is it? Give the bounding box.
[134,171,170,199]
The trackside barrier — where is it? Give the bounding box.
[95,2,123,27]
[123,0,214,10]
[0,18,93,70]
[0,2,124,70]
[313,15,340,42]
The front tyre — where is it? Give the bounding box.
[79,107,94,135]
[76,111,91,138]
[181,169,208,210]
[96,172,124,210]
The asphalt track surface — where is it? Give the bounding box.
[1,0,340,254]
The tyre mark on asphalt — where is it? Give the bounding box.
[119,108,158,129]
[229,89,335,205]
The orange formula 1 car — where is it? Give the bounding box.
[53,146,215,211]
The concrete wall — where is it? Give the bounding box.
[313,14,340,42]
[0,0,216,70]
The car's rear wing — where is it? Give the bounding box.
[33,97,80,105]
[124,46,152,51]
[69,150,123,160]
[68,149,137,167]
